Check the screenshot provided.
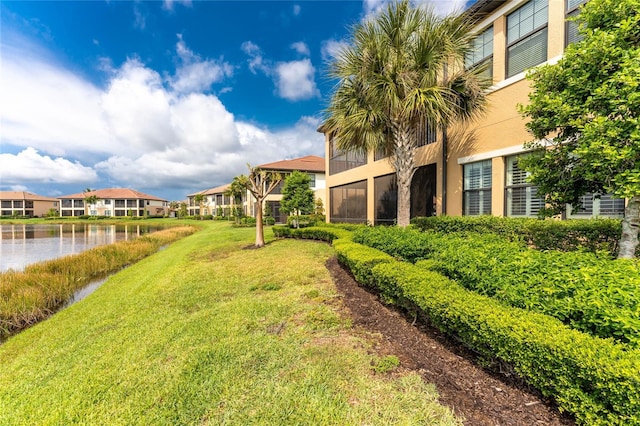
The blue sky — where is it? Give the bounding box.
[1,0,474,201]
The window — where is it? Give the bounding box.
[330,180,367,223]
[307,173,316,188]
[104,199,111,205]
[374,174,398,225]
[463,160,492,215]
[1,201,11,208]
[568,193,625,218]
[127,200,136,208]
[74,200,84,208]
[566,0,587,46]
[505,155,544,216]
[25,201,34,208]
[105,210,111,216]
[416,121,438,147]
[507,0,549,77]
[466,26,494,81]
[329,136,367,175]
[13,201,23,208]
[115,200,125,208]
[61,200,72,208]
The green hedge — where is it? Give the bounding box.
[370,260,640,426]
[277,226,640,424]
[411,216,623,255]
[272,225,352,242]
[354,226,640,347]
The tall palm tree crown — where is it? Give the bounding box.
[324,0,488,226]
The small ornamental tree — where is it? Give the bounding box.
[239,165,282,248]
[225,176,246,224]
[519,0,640,258]
[280,171,315,228]
[193,193,207,219]
[83,189,99,216]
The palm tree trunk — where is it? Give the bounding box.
[392,121,416,227]
[255,198,265,248]
[618,195,639,259]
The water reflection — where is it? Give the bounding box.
[0,224,160,271]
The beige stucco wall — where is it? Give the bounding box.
[323,0,569,222]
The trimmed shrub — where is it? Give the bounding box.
[411,216,623,255]
[370,260,640,426]
[272,225,352,242]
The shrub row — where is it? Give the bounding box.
[272,225,352,242]
[353,226,640,347]
[411,216,623,255]
[277,226,640,424]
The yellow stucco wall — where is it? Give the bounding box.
[323,0,570,222]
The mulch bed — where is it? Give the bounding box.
[325,257,576,426]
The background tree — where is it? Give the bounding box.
[225,176,246,224]
[312,197,326,223]
[519,0,640,258]
[83,189,99,216]
[324,0,488,226]
[193,193,207,219]
[179,202,188,219]
[280,171,315,228]
[238,165,282,248]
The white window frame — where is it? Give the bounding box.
[463,160,492,216]
[505,155,544,217]
[506,0,549,78]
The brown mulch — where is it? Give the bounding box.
[325,257,576,426]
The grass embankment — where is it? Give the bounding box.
[0,225,198,338]
[0,221,460,425]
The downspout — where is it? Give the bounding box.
[442,126,447,216]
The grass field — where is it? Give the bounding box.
[0,221,460,425]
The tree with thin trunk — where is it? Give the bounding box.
[239,165,282,248]
[519,0,640,258]
[225,176,246,224]
[280,170,315,228]
[83,189,100,216]
[193,193,206,219]
[324,0,488,226]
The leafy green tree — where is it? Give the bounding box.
[324,0,488,226]
[225,176,246,224]
[237,165,282,248]
[280,171,315,227]
[83,189,99,216]
[193,193,207,219]
[179,202,188,219]
[519,0,640,258]
[313,197,326,223]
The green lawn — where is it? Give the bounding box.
[0,221,460,425]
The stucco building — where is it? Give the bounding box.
[0,191,59,218]
[58,188,168,217]
[321,0,624,224]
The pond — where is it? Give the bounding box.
[0,223,162,272]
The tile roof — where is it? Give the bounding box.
[257,155,325,173]
[59,188,167,202]
[0,191,58,202]
[188,183,231,197]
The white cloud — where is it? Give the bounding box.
[133,4,146,30]
[293,4,301,16]
[362,0,466,19]
[321,39,349,62]
[290,41,310,56]
[275,59,319,101]
[1,36,324,196]
[163,0,192,11]
[241,41,271,75]
[0,148,98,184]
[171,34,233,94]
[1,47,113,156]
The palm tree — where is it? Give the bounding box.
[193,193,207,219]
[324,0,488,226]
[83,189,99,216]
[224,176,246,224]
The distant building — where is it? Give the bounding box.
[0,191,59,218]
[187,184,237,217]
[187,155,326,223]
[251,155,326,223]
[58,188,168,217]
